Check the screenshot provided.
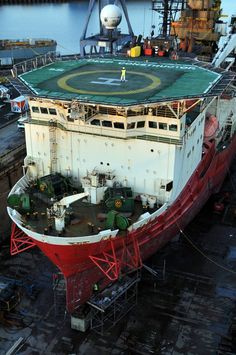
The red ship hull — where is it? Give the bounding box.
[31,136,236,313]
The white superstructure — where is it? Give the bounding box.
[22,95,232,207]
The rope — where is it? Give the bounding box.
[177,225,236,275]
[29,47,40,56]
[57,43,79,57]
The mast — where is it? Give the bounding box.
[152,0,185,36]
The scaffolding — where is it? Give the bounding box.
[87,272,140,335]
[152,0,185,36]
[53,272,67,319]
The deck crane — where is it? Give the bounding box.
[48,192,89,232]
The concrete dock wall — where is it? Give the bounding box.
[0,146,25,242]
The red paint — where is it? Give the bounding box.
[10,223,36,255]
[204,115,219,140]
[18,135,236,312]
[144,48,152,56]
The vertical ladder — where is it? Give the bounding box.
[49,121,57,174]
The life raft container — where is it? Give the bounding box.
[204,115,219,141]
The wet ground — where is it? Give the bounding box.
[1,159,236,354]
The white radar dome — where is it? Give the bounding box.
[100,4,122,30]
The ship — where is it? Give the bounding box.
[6,0,236,313]
[0,38,57,66]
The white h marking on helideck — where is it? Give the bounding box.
[91,77,121,86]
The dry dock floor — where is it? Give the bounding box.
[1,159,236,354]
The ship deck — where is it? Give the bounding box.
[22,190,145,237]
[19,57,222,105]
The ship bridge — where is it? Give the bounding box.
[11,56,236,209]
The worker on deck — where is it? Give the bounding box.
[171,50,179,60]
[93,283,99,294]
[120,67,126,82]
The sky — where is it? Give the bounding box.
[220,0,235,19]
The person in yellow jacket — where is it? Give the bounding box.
[120,67,126,82]
[93,283,99,293]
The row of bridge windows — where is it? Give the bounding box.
[32,106,57,115]
[31,106,178,132]
[90,119,178,131]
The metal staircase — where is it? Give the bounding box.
[212,33,236,68]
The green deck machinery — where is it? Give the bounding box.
[104,187,134,213]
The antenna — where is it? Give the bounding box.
[80,0,134,56]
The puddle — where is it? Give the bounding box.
[227,246,236,260]
[216,286,236,300]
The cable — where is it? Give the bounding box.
[57,43,79,58]
[177,224,236,275]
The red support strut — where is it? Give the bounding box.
[89,236,142,281]
[10,223,36,256]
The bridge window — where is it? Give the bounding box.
[149,121,158,129]
[32,106,39,113]
[127,122,135,129]
[40,107,48,114]
[169,124,177,131]
[102,120,112,127]
[137,121,145,128]
[49,108,57,115]
[114,122,124,129]
[91,119,100,126]
[159,122,167,130]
